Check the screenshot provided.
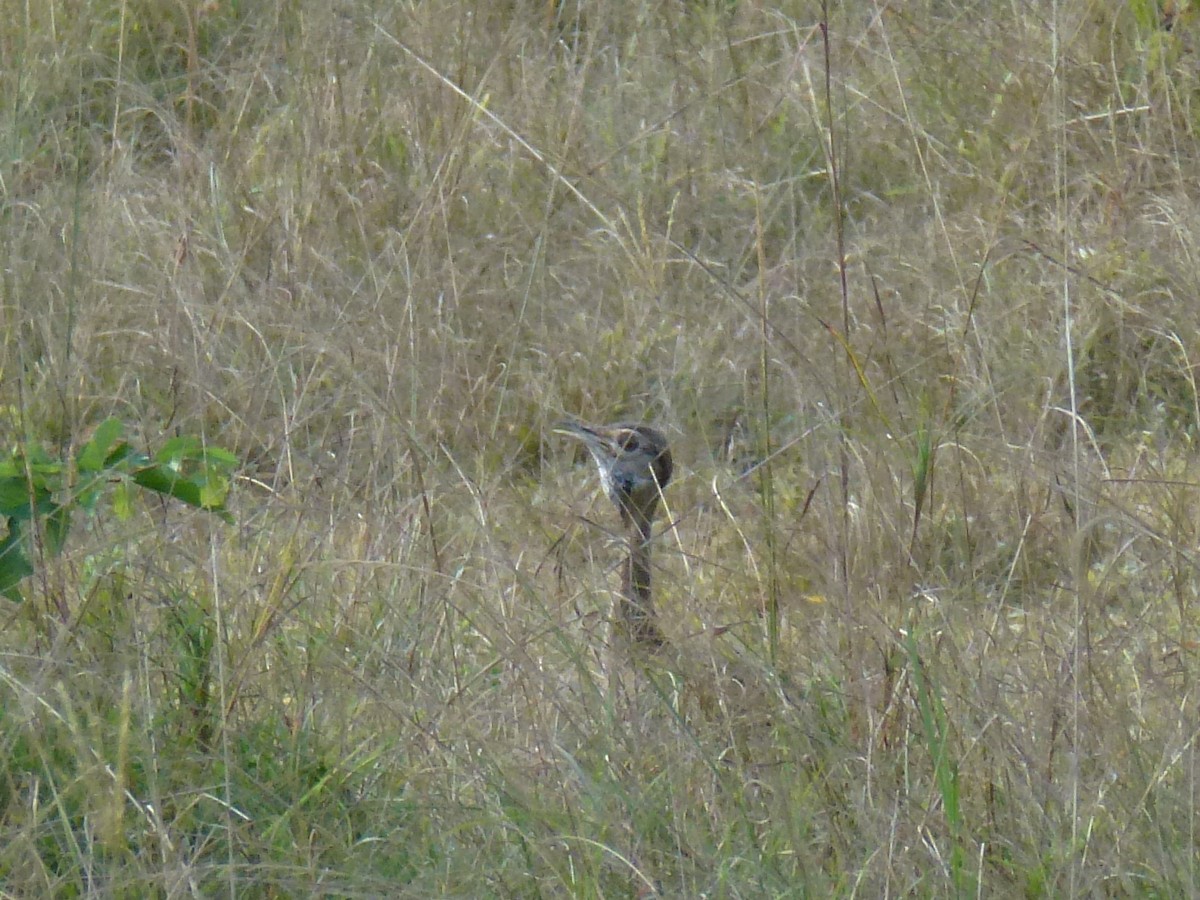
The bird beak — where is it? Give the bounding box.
[552,421,613,451]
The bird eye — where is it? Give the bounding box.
[620,433,641,451]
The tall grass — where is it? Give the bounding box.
[3,0,1200,894]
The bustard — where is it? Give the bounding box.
[555,421,673,649]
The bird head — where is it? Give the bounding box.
[554,421,672,530]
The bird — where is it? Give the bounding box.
[554,420,673,649]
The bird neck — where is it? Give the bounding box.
[619,499,656,541]
[623,536,653,603]
[619,527,663,647]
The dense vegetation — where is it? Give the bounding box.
[3,1,1200,895]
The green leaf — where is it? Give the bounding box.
[0,478,53,520]
[156,435,204,464]
[169,480,204,507]
[134,464,212,511]
[0,520,32,602]
[131,464,179,497]
[104,443,147,470]
[44,503,71,557]
[112,482,134,521]
[21,448,62,479]
[0,447,62,491]
[133,462,232,519]
[154,436,238,473]
[0,426,239,598]
[201,447,239,469]
[0,478,32,516]
[77,418,125,472]
[76,474,106,512]
[198,474,231,510]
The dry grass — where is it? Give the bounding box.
[3,0,1200,895]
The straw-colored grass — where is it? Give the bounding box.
[3,0,1200,895]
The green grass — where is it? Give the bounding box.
[4,0,1200,894]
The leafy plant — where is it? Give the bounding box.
[0,418,237,602]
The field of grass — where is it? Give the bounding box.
[4,0,1200,895]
